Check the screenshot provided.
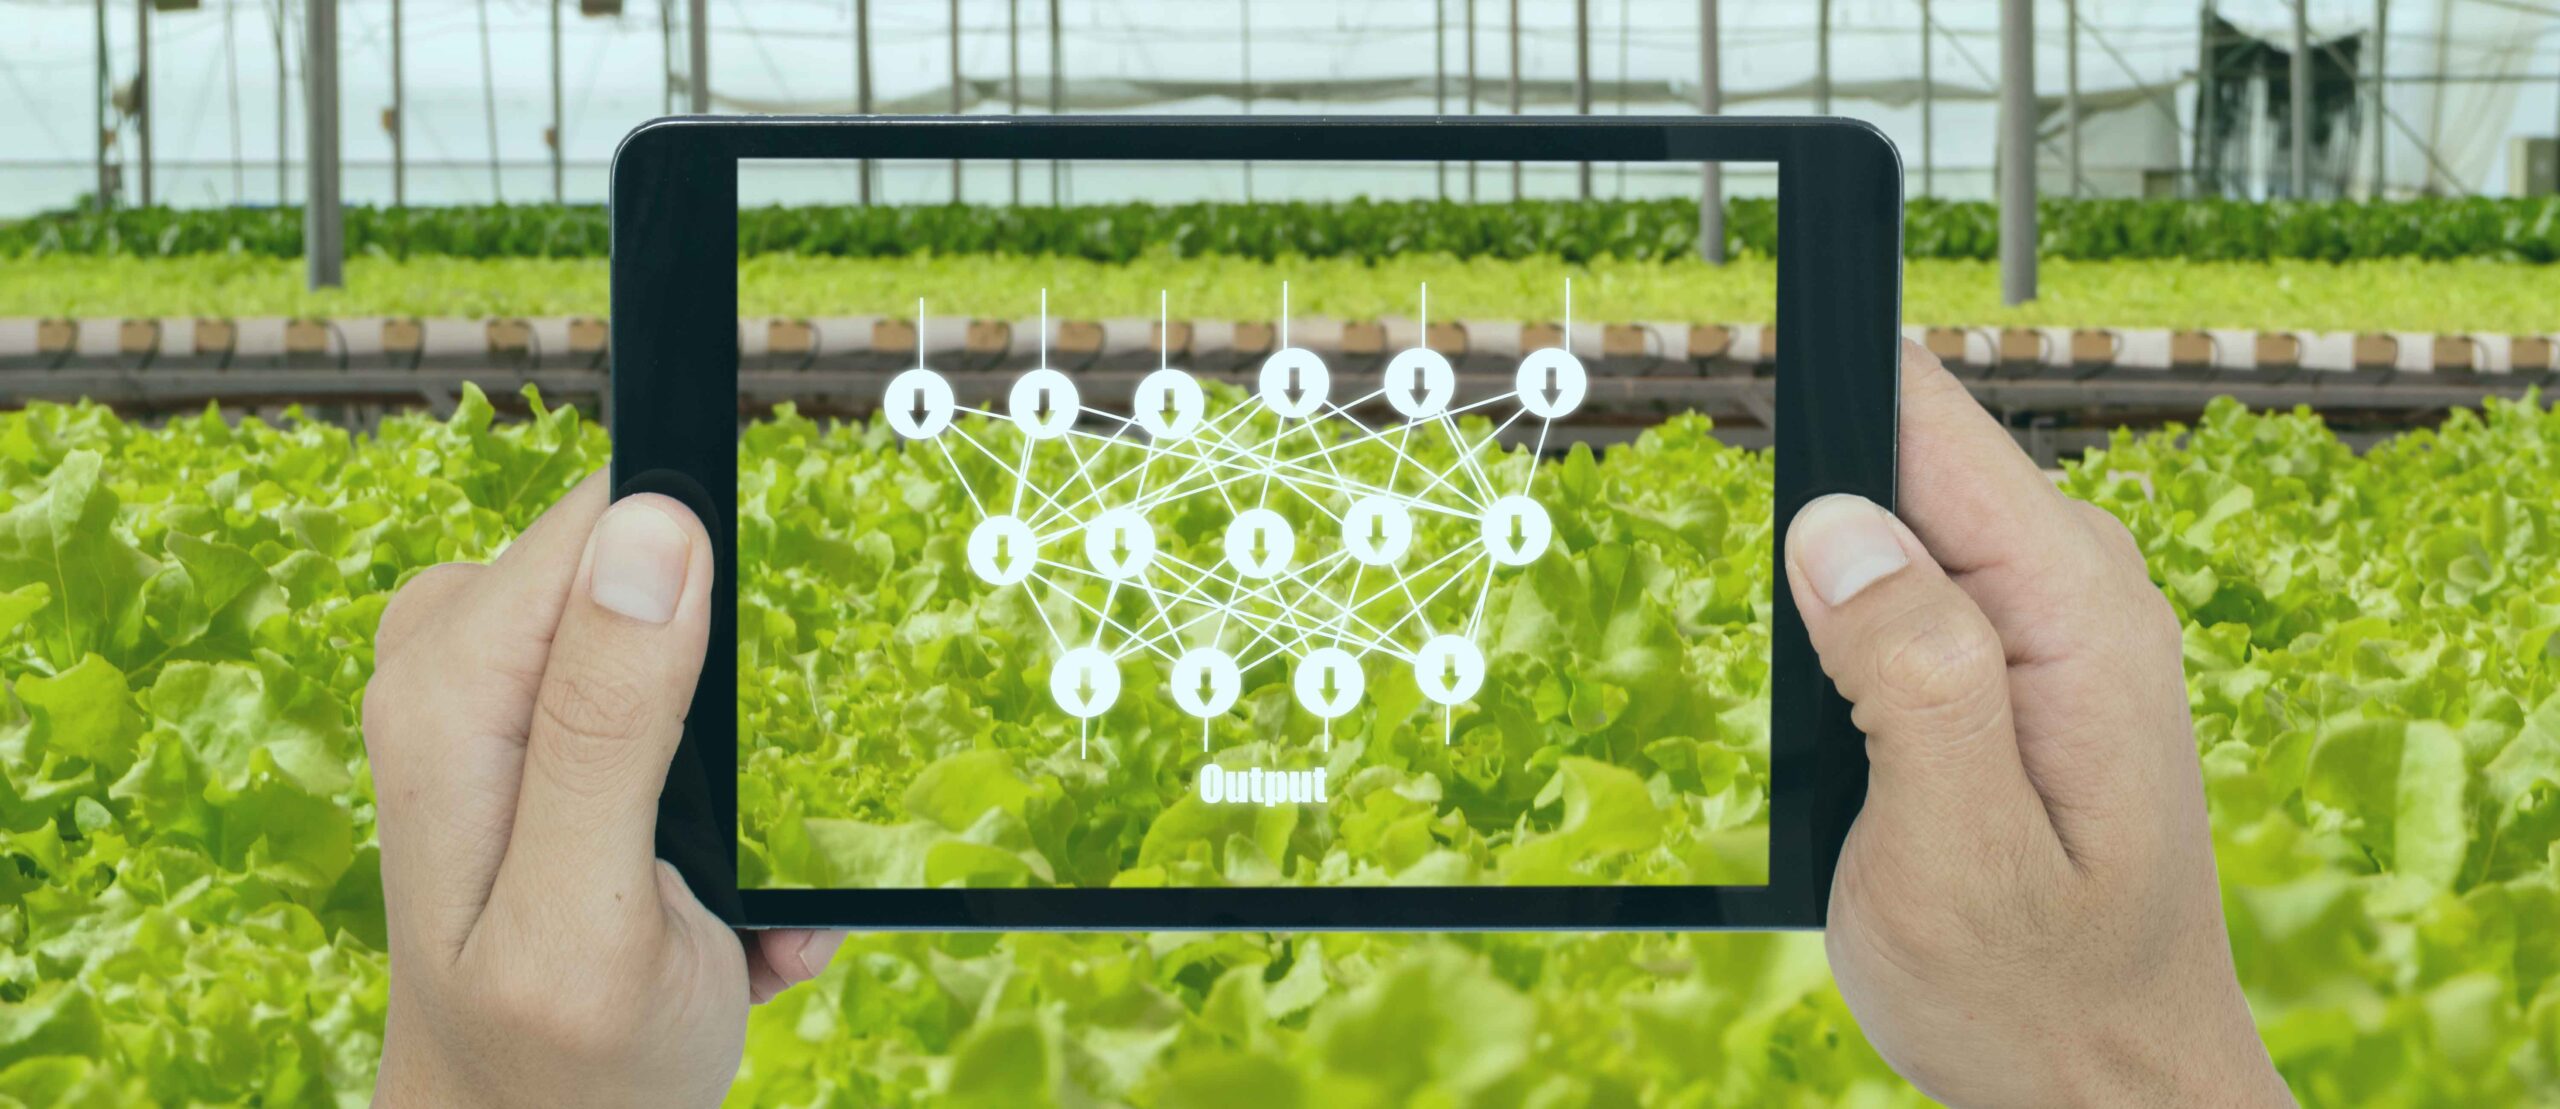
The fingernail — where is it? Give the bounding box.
[794,932,846,980]
[1790,494,1910,607]
[589,499,690,624]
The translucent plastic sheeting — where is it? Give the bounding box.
[0,0,2552,213]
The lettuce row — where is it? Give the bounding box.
[13,196,2560,264]
[736,401,1772,892]
[0,390,2557,1105]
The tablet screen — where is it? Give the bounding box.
[734,158,1775,892]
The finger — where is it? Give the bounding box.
[1785,494,2060,870]
[489,493,714,934]
[746,953,792,1006]
[1894,341,2146,665]
[655,861,754,1044]
[372,562,482,662]
[1892,342,2193,845]
[365,562,486,956]
[745,930,845,1004]
[362,472,616,960]
[377,469,613,771]
[449,469,615,725]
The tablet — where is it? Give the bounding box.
[610,116,1900,930]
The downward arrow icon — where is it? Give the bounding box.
[910,388,930,426]
[1508,512,1526,551]
[994,532,1012,569]
[1075,667,1096,705]
[1111,527,1131,565]
[1367,511,1387,548]
[1440,652,1460,690]
[1283,366,1303,406]
[1035,387,1054,422]
[1251,527,1270,564]
[1196,665,1216,705]
[1318,664,1339,704]
[1160,386,1180,427]
[1541,365,1561,406]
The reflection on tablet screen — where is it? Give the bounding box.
[735,159,1775,892]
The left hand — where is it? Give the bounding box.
[364,471,841,1108]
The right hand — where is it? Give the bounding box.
[1791,344,2293,1107]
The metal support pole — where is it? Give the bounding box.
[1048,0,1062,205]
[2066,0,2080,197]
[478,0,501,199]
[1464,0,1477,202]
[2371,0,2386,198]
[550,0,564,203]
[1699,0,1723,264]
[1009,0,1021,205]
[1436,0,1447,199]
[2000,0,2036,304]
[1575,0,1591,199]
[1815,0,1831,116]
[2200,0,2218,196]
[307,0,342,289]
[2426,0,2448,195]
[226,0,242,201]
[275,0,288,203]
[1240,0,1252,201]
[94,0,109,211]
[392,0,405,207]
[2292,0,2311,196]
[1920,0,1933,197]
[856,0,872,203]
[1614,0,1627,195]
[950,0,962,202]
[688,0,709,113]
[137,0,152,207]
[1508,0,1522,197]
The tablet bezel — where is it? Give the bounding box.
[610,115,1899,931]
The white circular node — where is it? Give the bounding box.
[884,369,956,440]
[1481,495,1554,566]
[1257,347,1331,420]
[1223,508,1296,580]
[1293,647,1365,719]
[1516,347,1588,420]
[1008,368,1080,441]
[1414,635,1487,706]
[965,515,1038,586]
[1342,496,1415,567]
[1133,369,1206,442]
[1049,646,1120,719]
[1170,647,1243,718]
[1383,347,1457,420]
[1083,508,1157,581]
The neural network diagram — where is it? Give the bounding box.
[881,284,1589,755]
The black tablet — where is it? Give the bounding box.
[610,116,1899,930]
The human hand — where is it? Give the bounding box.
[363,472,841,1108]
[1793,344,2292,1108]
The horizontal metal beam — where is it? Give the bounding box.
[11,317,2556,379]
[7,365,2540,443]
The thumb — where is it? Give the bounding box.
[492,494,714,926]
[1784,494,2055,865]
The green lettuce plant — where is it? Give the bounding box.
[736,402,1772,891]
[0,388,2555,1105]
[11,196,2560,264]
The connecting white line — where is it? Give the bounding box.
[880,282,1588,758]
